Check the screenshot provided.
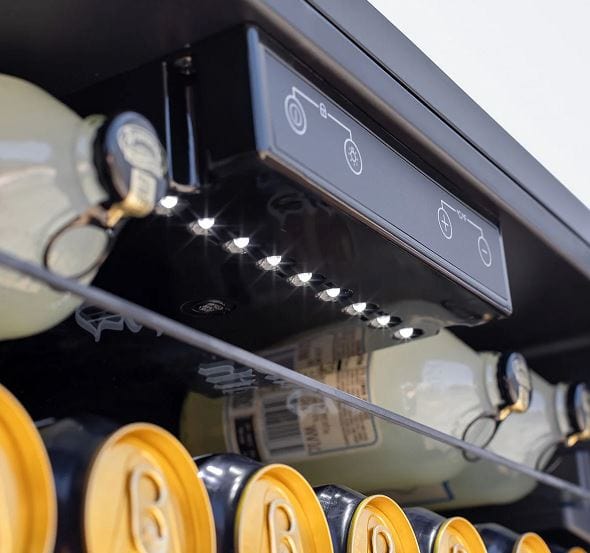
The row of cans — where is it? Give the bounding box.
[0,383,585,553]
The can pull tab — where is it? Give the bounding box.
[371,524,395,553]
[268,497,300,553]
[129,464,170,553]
[451,544,468,553]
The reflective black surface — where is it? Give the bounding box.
[40,416,119,553]
[197,454,264,553]
[315,485,365,553]
[404,507,445,553]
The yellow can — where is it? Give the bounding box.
[316,485,419,553]
[0,384,56,553]
[405,507,486,553]
[477,524,550,553]
[198,453,334,553]
[41,417,216,553]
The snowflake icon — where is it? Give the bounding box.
[344,138,363,175]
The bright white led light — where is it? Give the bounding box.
[317,287,342,302]
[159,195,179,209]
[369,314,392,328]
[343,302,368,316]
[257,255,283,271]
[189,217,216,236]
[397,327,414,339]
[197,217,215,230]
[233,237,249,249]
[288,272,314,287]
[222,236,250,254]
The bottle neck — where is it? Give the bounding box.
[482,351,532,421]
[74,115,110,208]
[483,352,504,411]
[555,383,590,447]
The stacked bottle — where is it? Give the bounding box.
[432,375,590,509]
[181,328,533,497]
[0,74,167,340]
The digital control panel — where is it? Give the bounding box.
[253,45,511,311]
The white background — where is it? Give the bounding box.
[368,0,590,209]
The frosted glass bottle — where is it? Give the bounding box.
[431,375,590,509]
[181,329,532,494]
[0,75,166,339]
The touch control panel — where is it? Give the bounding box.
[251,35,511,311]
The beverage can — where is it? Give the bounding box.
[0,384,56,553]
[405,507,486,553]
[42,416,215,553]
[198,453,334,553]
[477,524,550,553]
[316,484,419,553]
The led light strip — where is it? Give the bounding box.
[184,213,420,341]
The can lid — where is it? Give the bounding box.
[514,532,551,553]
[348,494,419,553]
[235,463,334,553]
[434,517,486,553]
[0,385,56,553]
[83,422,216,553]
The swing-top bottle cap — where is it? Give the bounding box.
[0,384,56,553]
[96,112,167,226]
[235,463,333,553]
[83,422,215,553]
[565,382,590,446]
[496,352,532,420]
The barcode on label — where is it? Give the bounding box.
[262,392,305,457]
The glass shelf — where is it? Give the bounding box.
[1,248,589,514]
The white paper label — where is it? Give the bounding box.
[225,329,379,461]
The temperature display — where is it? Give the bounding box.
[253,45,511,311]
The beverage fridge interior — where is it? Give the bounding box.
[1,1,589,552]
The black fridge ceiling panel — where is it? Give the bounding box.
[1,0,589,359]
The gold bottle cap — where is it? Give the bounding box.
[349,494,419,553]
[83,422,216,553]
[0,385,56,553]
[235,463,334,553]
[569,547,588,553]
[514,532,551,553]
[434,517,486,553]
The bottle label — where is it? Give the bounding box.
[225,329,379,461]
